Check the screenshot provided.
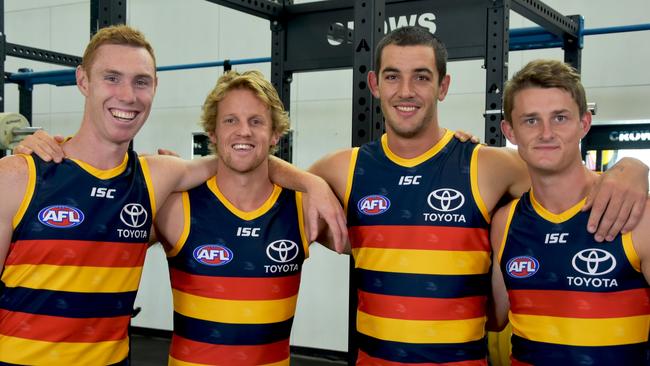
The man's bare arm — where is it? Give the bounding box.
[0,156,31,272]
[486,201,513,331]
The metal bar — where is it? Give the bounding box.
[205,0,283,20]
[5,43,81,67]
[484,0,510,147]
[511,0,579,37]
[270,2,293,162]
[91,0,127,34]
[6,57,273,86]
[563,15,582,71]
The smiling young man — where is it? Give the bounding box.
[0,25,345,366]
[310,26,649,365]
[490,59,650,366]
[155,70,338,366]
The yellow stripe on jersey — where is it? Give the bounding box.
[0,334,128,365]
[295,191,310,260]
[357,311,486,344]
[497,199,519,264]
[343,147,360,215]
[139,156,157,218]
[622,232,641,272]
[13,154,36,229]
[530,190,586,224]
[208,176,282,221]
[169,356,290,366]
[2,264,141,293]
[70,153,128,179]
[381,130,453,168]
[470,144,491,224]
[172,289,297,324]
[352,247,490,275]
[167,192,191,258]
[510,312,650,346]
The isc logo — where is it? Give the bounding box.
[357,195,390,216]
[38,205,84,228]
[545,233,568,244]
[193,244,233,266]
[506,256,539,278]
[237,227,260,237]
[90,187,116,199]
[398,175,421,185]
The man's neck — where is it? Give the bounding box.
[530,164,598,214]
[215,162,275,212]
[62,127,130,170]
[386,125,446,159]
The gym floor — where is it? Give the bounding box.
[130,334,347,366]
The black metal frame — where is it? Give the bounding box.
[0,0,582,362]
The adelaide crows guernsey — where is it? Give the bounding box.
[167,176,308,366]
[346,131,491,365]
[499,191,650,366]
[0,152,155,365]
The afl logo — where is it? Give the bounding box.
[357,195,390,215]
[38,205,84,228]
[266,240,300,263]
[193,244,233,266]
[572,248,616,276]
[506,256,539,278]
[427,188,465,212]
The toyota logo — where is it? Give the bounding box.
[120,203,148,228]
[427,188,465,212]
[572,248,616,276]
[266,240,299,263]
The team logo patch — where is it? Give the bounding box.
[572,248,616,276]
[357,195,390,215]
[506,256,539,278]
[266,240,300,263]
[120,203,148,228]
[193,244,233,266]
[427,188,465,212]
[38,205,84,228]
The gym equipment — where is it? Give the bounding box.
[0,112,41,149]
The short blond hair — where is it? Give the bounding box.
[201,70,290,154]
[504,59,587,123]
[82,24,156,75]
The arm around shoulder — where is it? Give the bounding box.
[476,146,530,215]
[0,155,31,270]
[631,198,650,283]
[486,201,515,331]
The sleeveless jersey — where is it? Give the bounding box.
[499,191,650,366]
[345,132,491,365]
[0,152,155,365]
[167,176,308,366]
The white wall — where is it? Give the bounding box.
[4,0,650,353]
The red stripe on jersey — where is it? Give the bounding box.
[170,268,301,300]
[356,350,488,365]
[6,240,147,267]
[358,290,486,321]
[0,309,129,342]
[349,225,489,251]
[510,357,533,366]
[169,334,288,365]
[509,288,650,318]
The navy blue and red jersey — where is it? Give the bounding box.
[0,151,154,365]
[166,176,308,366]
[345,131,491,365]
[499,191,650,366]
